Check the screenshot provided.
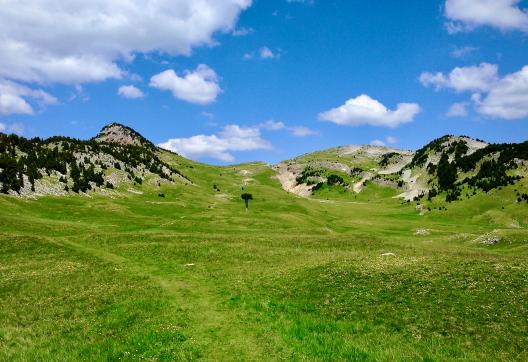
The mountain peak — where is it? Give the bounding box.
[410,135,489,167]
[93,123,154,148]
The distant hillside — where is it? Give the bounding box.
[1,124,527,205]
[0,124,189,197]
[275,135,528,205]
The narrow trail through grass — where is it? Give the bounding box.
[48,235,267,361]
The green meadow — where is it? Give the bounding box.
[1,154,527,361]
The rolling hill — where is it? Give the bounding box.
[1,123,528,360]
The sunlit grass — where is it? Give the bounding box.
[1,154,527,360]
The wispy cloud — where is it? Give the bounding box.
[450,45,478,59]
[446,102,469,117]
[243,47,282,60]
[232,27,254,37]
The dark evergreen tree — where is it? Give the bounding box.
[437,152,457,190]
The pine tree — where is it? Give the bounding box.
[437,152,457,190]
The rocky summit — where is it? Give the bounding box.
[93,123,154,148]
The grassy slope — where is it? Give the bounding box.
[290,146,385,172]
[1,150,527,361]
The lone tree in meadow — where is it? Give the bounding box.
[241,193,253,210]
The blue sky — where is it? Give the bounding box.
[0,0,527,164]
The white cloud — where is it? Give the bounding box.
[422,63,528,120]
[259,47,277,59]
[0,93,32,116]
[149,65,222,105]
[158,124,271,162]
[450,45,478,58]
[242,52,255,60]
[244,47,281,60]
[158,119,317,161]
[260,120,317,137]
[474,65,528,119]
[118,85,145,99]
[445,0,528,33]
[290,126,318,137]
[318,94,421,128]
[260,120,286,130]
[419,63,498,92]
[0,79,57,115]
[0,0,251,85]
[447,102,469,117]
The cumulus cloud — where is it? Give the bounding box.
[158,124,271,162]
[0,0,251,85]
[149,65,222,105]
[118,85,145,99]
[419,63,498,92]
[474,65,528,119]
[158,119,317,161]
[444,0,528,33]
[422,63,528,120]
[0,79,57,115]
[318,94,421,128]
[447,102,469,117]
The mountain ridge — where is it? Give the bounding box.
[1,123,527,205]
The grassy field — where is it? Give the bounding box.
[1,153,527,361]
